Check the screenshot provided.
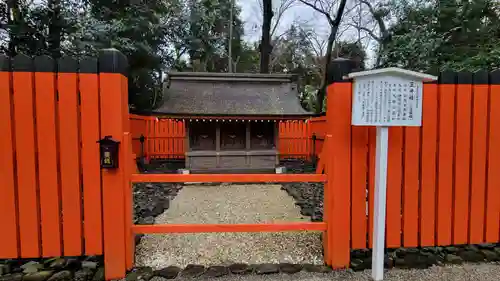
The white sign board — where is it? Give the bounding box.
[351,76,423,126]
[347,68,436,281]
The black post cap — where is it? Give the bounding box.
[98,48,128,76]
[80,57,98,74]
[12,54,33,72]
[439,70,456,84]
[491,69,500,85]
[473,70,489,85]
[0,54,10,71]
[327,58,357,84]
[34,55,56,72]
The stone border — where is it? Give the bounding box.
[351,244,500,271]
[125,263,333,280]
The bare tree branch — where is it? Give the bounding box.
[347,23,380,41]
[297,0,334,25]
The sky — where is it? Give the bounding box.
[236,0,333,43]
[235,0,377,65]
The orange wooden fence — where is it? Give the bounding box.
[2,49,500,281]
[0,50,130,279]
[327,72,500,254]
[129,115,323,160]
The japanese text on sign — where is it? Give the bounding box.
[351,76,422,126]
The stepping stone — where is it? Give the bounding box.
[203,266,228,277]
[155,266,181,279]
[279,263,302,274]
[180,264,205,278]
[228,263,253,275]
[255,264,279,275]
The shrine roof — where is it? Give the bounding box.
[153,72,312,117]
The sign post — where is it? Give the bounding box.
[347,68,437,281]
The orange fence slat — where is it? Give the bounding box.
[367,127,376,248]
[386,127,403,248]
[469,83,489,244]
[34,61,62,257]
[328,82,351,268]
[420,83,438,246]
[12,56,40,258]
[403,127,420,247]
[485,82,500,243]
[57,59,83,256]
[350,126,368,249]
[453,80,472,244]
[79,62,103,255]
[0,61,19,258]
[436,80,456,246]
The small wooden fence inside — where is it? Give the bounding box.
[130,115,323,160]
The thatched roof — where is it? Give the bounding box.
[152,72,312,118]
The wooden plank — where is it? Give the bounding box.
[322,136,332,265]
[132,222,327,234]
[34,56,62,257]
[368,127,376,248]
[0,55,19,258]
[122,132,134,270]
[99,49,128,280]
[403,127,420,247]
[485,72,500,242]
[131,173,327,183]
[12,55,40,257]
[386,127,403,248]
[420,83,438,246]
[57,57,82,255]
[329,82,351,268]
[79,58,102,255]
[453,74,472,244]
[436,72,456,245]
[469,81,489,244]
[350,126,368,249]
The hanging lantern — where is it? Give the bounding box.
[97,136,120,169]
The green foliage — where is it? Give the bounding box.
[379,0,500,73]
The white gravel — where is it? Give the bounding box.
[135,183,323,269]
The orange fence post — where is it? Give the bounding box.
[327,81,352,268]
[436,71,456,246]
[420,82,438,246]
[80,57,103,255]
[99,49,128,280]
[34,56,62,257]
[12,55,40,258]
[385,127,403,248]
[350,125,368,249]
[485,70,500,243]
[469,71,489,244]
[0,55,19,258]
[452,73,472,245]
[58,57,83,256]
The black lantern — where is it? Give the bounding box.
[97,136,120,169]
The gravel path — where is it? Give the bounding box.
[135,184,323,269]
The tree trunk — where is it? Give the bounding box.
[315,0,348,113]
[260,0,273,73]
[228,0,234,72]
[7,0,20,56]
[48,0,61,58]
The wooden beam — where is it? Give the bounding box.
[132,222,327,233]
[130,173,327,183]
